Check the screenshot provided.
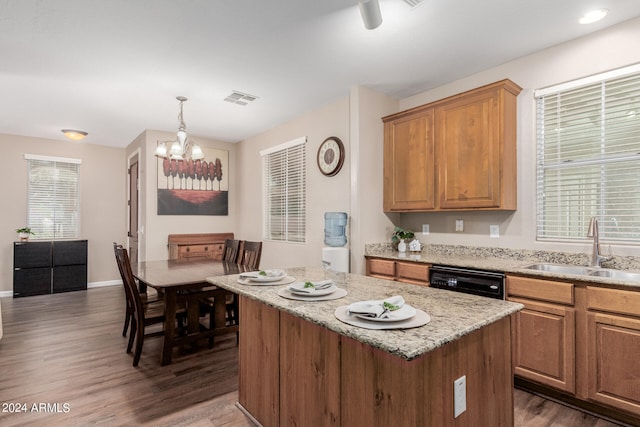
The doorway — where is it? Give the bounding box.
[128,154,139,263]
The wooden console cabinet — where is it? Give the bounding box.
[167,233,234,261]
[383,79,521,212]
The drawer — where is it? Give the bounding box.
[396,262,429,283]
[178,243,223,258]
[506,275,574,305]
[587,286,640,317]
[367,258,395,277]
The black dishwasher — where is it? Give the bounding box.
[429,265,505,300]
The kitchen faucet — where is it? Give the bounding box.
[587,216,611,267]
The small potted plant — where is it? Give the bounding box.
[16,227,35,242]
[391,227,415,252]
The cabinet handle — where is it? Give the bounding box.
[205,246,208,251]
[186,247,190,252]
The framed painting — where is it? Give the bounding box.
[157,146,229,215]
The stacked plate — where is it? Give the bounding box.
[347,296,416,323]
[237,269,294,285]
[334,296,430,329]
[278,279,348,301]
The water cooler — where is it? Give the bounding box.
[322,212,349,273]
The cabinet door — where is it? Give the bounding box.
[587,312,640,415]
[383,110,435,211]
[509,297,576,394]
[53,240,87,266]
[13,267,52,297]
[53,265,87,293]
[366,258,395,280]
[396,261,429,286]
[436,89,503,209]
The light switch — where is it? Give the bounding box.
[490,225,500,238]
[422,224,430,235]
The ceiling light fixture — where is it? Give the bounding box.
[579,9,608,24]
[359,0,383,30]
[154,96,204,161]
[61,129,88,140]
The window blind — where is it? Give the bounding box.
[536,67,640,242]
[25,154,81,239]
[261,137,306,243]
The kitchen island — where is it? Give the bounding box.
[207,267,523,427]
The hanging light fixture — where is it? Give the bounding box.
[154,96,205,161]
[359,0,383,30]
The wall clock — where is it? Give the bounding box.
[317,136,345,177]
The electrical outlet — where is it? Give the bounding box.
[490,224,500,238]
[422,224,430,235]
[455,219,464,232]
[454,375,467,418]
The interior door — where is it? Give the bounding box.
[128,157,139,263]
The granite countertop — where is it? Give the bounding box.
[206,266,523,361]
[365,243,640,290]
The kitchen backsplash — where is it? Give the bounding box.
[365,243,640,271]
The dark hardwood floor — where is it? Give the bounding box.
[0,286,623,426]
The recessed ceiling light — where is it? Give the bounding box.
[579,9,608,24]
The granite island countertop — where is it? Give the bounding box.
[206,266,523,361]
[366,243,640,290]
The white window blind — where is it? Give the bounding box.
[261,137,306,243]
[535,66,640,242]
[25,154,81,239]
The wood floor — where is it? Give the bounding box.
[0,286,624,426]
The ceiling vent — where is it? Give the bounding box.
[403,0,425,7]
[224,90,259,106]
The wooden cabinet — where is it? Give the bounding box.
[586,287,640,414]
[168,233,234,260]
[383,79,521,212]
[383,110,435,211]
[365,257,430,286]
[506,276,576,394]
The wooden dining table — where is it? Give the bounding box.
[131,258,250,365]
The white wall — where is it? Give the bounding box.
[236,98,350,270]
[395,16,640,258]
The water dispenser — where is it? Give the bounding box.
[324,212,347,247]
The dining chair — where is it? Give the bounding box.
[239,240,263,270]
[222,239,242,263]
[113,242,163,337]
[115,246,185,367]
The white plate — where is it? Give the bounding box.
[287,282,337,296]
[355,304,417,322]
[240,269,286,282]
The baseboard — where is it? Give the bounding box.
[88,280,121,289]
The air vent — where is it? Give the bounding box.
[403,0,424,7]
[224,90,259,106]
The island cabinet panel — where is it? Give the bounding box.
[340,336,444,426]
[238,297,280,427]
[279,312,341,427]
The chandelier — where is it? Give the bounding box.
[154,96,204,161]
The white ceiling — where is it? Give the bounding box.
[2,0,640,148]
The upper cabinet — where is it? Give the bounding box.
[383,79,522,212]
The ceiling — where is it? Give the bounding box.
[2,0,640,148]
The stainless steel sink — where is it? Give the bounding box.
[589,269,640,281]
[523,263,593,275]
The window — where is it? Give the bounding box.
[25,154,82,239]
[535,64,640,242]
[261,137,306,243]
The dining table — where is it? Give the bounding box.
[131,258,251,365]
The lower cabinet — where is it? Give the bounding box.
[365,257,430,286]
[508,275,640,424]
[506,276,575,394]
[586,286,640,414]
